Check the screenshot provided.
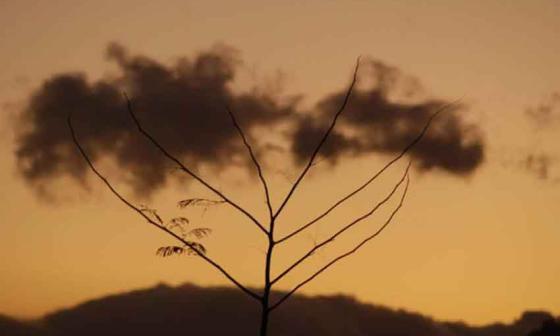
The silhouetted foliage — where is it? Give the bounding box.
[156,243,206,257]
[527,318,560,336]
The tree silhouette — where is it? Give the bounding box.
[528,319,560,336]
[68,60,456,336]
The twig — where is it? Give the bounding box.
[272,58,361,220]
[68,114,261,302]
[276,100,458,244]
[123,94,268,235]
[225,105,273,220]
[272,161,411,285]
[269,174,410,311]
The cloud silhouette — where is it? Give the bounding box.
[14,44,484,197]
[15,43,296,196]
[0,283,556,336]
[292,60,484,175]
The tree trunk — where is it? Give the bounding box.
[258,303,270,336]
[260,225,274,336]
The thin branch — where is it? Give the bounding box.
[225,105,273,220]
[272,59,361,220]
[271,161,411,285]
[269,174,410,311]
[276,100,458,244]
[68,115,262,302]
[122,94,268,235]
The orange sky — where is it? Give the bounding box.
[1,0,559,325]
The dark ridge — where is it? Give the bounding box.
[1,284,556,336]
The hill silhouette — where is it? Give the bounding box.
[1,283,557,336]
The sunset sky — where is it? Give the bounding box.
[1,0,559,326]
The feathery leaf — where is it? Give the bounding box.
[187,228,212,239]
[178,198,225,208]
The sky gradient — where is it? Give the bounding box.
[1,0,559,325]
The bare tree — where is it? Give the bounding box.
[68,60,455,336]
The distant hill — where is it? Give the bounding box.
[0,314,40,336]
[1,283,557,335]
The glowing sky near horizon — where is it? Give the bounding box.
[0,0,559,325]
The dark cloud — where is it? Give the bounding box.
[292,60,484,175]
[520,151,559,184]
[1,283,555,336]
[15,43,296,196]
[525,92,560,129]
[523,153,554,180]
[520,93,560,182]
[15,46,484,198]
